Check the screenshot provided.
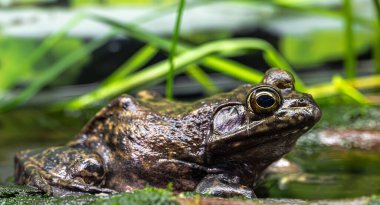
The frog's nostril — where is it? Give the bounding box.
[300,99,309,106]
[289,99,309,107]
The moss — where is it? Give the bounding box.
[0,185,42,198]
[0,195,97,205]
[0,184,98,205]
[90,188,179,205]
[0,184,179,205]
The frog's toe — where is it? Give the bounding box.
[196,175,255,198]
[66,180,117,195]
[15,166,53,195]
[84,186,118,195]
[89,186,118,195]
[98,187,119,195]
[28,172,54,196]
[196,183,255,198]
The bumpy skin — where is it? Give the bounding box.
[14,68,321,197]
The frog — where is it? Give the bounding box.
[14,68,321,198]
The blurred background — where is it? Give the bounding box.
[0,0,380,201]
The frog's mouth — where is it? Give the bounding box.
[207,97,321,159]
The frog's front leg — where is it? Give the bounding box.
[195,174,255,198]
[15,156,53,195]
[15,147,117,196]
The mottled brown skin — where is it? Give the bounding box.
[14,68,321,197]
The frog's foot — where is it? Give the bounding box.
[53,178,118,195]
[15,163,116,196]
[28,176,117,196]
[195,174,255,198]
[15,150,117,196]
[15,161,54,195]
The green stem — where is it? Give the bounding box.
[343,0,356,79]
[167,0,186,99]
[373,0,380,19]
[186,65,220,94]
[332,75,368,105]
[307,74,380,105]
[103,45,158,85]
[373,0,380,74]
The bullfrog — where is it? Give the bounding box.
[14,68,321,197]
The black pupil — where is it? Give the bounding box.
[257,94,275,108]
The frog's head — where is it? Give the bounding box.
[207,68,321,162]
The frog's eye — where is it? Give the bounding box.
[247,86,281,114]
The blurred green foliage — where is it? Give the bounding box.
[0,37,36,90]
[281,30,373,66]
[0,0,379,112]
[72,0,174,6]
[0,36,86,89]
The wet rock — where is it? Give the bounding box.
[316,129,380,152]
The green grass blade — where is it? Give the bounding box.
[343,0,356,79]
[103,44,158,85]
[186,65,220,95]
[201,57,263,83]
[0,33,114,112]
[332,75,368,104]
[91,15,173,51]
[307,74,380,101]
[87,14,294,85]
[167,0,186,99]
[373,0,380,74]
[66,38,299,109]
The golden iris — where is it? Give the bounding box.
[247,86,281,114]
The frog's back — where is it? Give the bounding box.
[67,93,203,165]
